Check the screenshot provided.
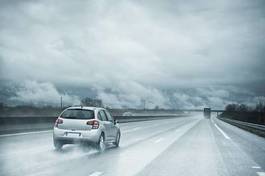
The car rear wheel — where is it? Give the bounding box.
[54,140,63,150]
[113,132,120,147]
[97,134,106,152]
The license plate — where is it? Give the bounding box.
[66,132,81,138]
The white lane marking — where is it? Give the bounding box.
[154,137,164,143]
[123,127,142,133]
[214,123,231,140]
[122,118,188,134]
[0,130,52,137]
[252,166,261,169]
[89,171,104,176]
[257,172,265,176]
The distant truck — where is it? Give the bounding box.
[204,108,211,119]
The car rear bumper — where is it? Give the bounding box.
[53,127,101,144]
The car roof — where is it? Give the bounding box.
[66,106,104,111]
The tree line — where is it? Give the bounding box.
[222,102,265,125]
[225,102,265,112]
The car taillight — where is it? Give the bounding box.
[55,118,63,127]
[87,120,99,129]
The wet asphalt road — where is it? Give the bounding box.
[0,114,264,176]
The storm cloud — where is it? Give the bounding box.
[0,0,265,108]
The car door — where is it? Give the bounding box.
[104,110,117,138]
[98,110,112,140]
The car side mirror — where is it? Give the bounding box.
[114,119,118,125]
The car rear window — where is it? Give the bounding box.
[61,109,94,119]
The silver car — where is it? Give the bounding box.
[53,106,121,151]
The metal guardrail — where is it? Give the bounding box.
[218,117,265,137]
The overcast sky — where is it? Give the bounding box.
[0,0,265,108]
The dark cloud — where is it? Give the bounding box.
[0,0,264,108]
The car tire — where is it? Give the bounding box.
[97,134,106,152]
[54,140,63,150]
[113,132,120,147]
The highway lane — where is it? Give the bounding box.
[138,116,265,176]
[214,117,265,171]
[0,114,264,176]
